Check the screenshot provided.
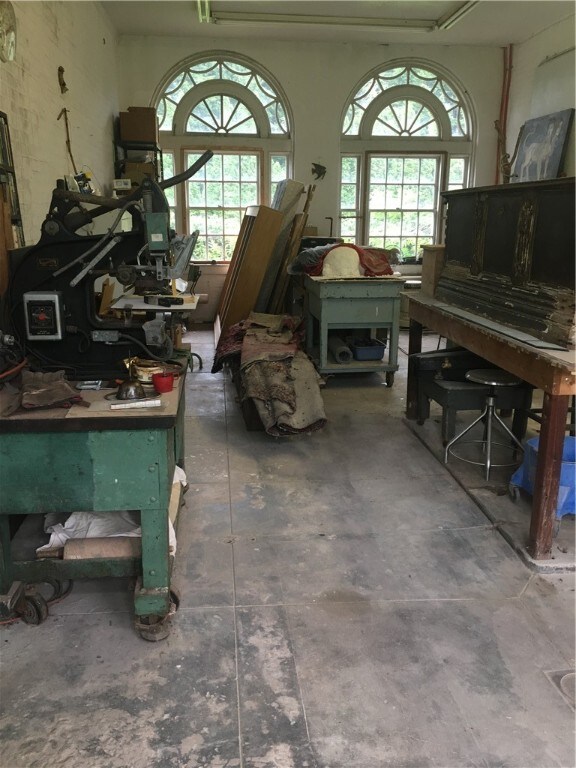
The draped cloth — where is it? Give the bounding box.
[213,313,326,436]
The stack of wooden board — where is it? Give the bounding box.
[215,205,283,340]
[215,182,316,341]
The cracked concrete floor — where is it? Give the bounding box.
[1,329,574,768]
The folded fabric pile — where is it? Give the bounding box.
[213,313,326,436]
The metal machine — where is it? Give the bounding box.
[2,150,213,379]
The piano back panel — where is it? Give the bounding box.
[531,187,575,289]
[436,178,575,347]
[482,193,523,280]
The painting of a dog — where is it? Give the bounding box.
[511,109,574,183]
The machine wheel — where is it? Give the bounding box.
[386,371,395,388]
[20,594,49,625]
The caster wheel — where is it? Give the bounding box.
[20,594,49,625]
[136,590,179,642]
[137,614,171,642]
[386,372,395,387]
[509,484,519,502]
[40,579,63,601]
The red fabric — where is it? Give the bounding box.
[304,243,394,277]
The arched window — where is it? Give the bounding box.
[154,53,292,261]
[340,61,474,260]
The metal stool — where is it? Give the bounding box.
[444,369,525,480]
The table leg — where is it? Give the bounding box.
[134,507,171,617]
[0,516,13,594]
[319,315,329,370]
[406,318,423,419]
[527,393,570,559]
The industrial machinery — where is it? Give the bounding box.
[2,150,213,379]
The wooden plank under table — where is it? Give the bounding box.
[406,294,575,560]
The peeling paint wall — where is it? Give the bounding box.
[0,1,119,244]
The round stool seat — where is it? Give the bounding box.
[465,368,521,387]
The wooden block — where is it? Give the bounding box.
[98,278,115,316]
[169,481,183,525]
[420,245,446,297]
[64,537,141,559]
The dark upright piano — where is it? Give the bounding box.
[407,177,575,560]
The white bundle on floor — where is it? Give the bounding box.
[36,467,186,554]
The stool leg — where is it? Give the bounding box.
[492,410,525,452]
[485,398,495,480]
[444,406,489,465]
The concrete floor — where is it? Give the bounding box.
[1,329,574,768]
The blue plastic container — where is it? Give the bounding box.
[510,436,575,517]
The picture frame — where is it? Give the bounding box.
[511,109,574,183]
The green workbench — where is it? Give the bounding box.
[303,275,405,385]
[0,377,186,640]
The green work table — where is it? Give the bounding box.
[0,377,186,640]
[303,275,405,385]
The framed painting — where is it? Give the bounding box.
[511,108,574,183]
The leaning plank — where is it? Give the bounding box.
[267,185,316,314]
[255,180,305,312]
[217,205,283,337]
[268,212,309,314]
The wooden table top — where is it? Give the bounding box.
[408,294,575,396]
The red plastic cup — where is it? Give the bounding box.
[152,371,174,394]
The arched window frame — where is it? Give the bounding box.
[339,59,476,252]
[152,53,293,260]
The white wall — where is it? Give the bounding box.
[0,1,119,244]
[2,5,573,245]
[507,19,575,177]
[116,36,503,236]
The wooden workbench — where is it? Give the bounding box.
[406,294,575,560]
[0,376,186,638]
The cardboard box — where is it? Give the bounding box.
[119,107,159,144]
[122,161,156,186]
[420,245,446,297]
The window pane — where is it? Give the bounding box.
[402,184,419,208]
[366,154,440,261]
[224,209,241,235]
[223,155,240,180]
[341,156,358,183]
[185,151,260,260]
[370,211,386,236]
[449,157,466,189]
[241,156,258,180]
[340,217,357,238]
[187,181,205,206]
[223,182,240,207]
[270,154,288,181]
[206,182,223,207]
[340,183,357,208]
[241,182,258,207]
[385,185,401,208]
[418,185,435,209]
